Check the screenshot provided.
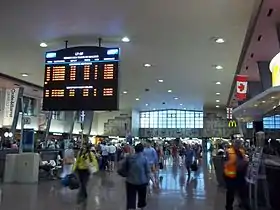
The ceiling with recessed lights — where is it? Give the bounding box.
[0,0,257,110]
[228,0,280,106]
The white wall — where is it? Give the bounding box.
[91,110,131,135]
[49,119,66,133]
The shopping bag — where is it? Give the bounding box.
[61,175,70,187]
[68,174,80,190]
[86,156,99,174]
[88,164,98,174]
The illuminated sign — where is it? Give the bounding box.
[42,46,119,111]
[228,120,237,128]
[270,52,280,87]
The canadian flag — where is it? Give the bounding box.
[236,75,248,100]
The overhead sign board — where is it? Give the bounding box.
[42,46,119,111]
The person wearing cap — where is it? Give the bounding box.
[224,139,250,210]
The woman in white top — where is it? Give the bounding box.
[61,143,75,178]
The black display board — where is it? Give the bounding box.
[42,46,119,111]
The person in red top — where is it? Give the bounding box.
[172,144,178,162]
[123,143,133,157]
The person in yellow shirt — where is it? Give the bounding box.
[73,143,97,203]
[224,139,250,210]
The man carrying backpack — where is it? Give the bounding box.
[224,139,250,210]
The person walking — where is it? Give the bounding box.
[184,144,194,176]
[143,140,158,188]
[100,142,109,171]
[108,143,117,171]
[125,143,150,210]
[61,143,75,178]
[73,143,96,204]
[224,139,250,210]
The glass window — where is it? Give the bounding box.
[264,116,274,129]
[140,109,203,129]
[140,111,150,128]
[52,111,64,120]
[247,122,253,129]
[19,96,36,116]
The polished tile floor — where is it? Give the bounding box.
[0,154,227,210]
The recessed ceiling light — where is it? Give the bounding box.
[144,63,151,67]
[153,108,156,110]
[123,91,128,94]
[136,98,140,101]
[121,36,130,42]
[216,99,220,103]
[184,108,187,110]
[180,104,183,106]
[158,79,163,83]
[145,103,149,106]
[216,81,221,85]
[216,105,220,108]
[271,96,275,99]
[262,100,266,103]
[254,104,258,107]
[174,97,179,100]
[21,73,29,77]
[40,42,48,48]
[168,89,172,93]
[216,92,220,95]
[215,38,225,44]
[215,65,223,70]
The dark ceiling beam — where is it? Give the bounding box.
[0,72,43,90]
[227,0,264,106]
[276,23,280,48]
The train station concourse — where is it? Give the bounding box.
[1,0,280,210]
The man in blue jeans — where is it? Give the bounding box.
[143,140,158,187]
[125,143,150,210]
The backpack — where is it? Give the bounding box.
[117,157,130,177]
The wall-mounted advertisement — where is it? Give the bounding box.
[2,88,19,127]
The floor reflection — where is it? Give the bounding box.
[0,153,225,210]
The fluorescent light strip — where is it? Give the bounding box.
[66,86,93,89]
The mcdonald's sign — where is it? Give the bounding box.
[228,120,237,128]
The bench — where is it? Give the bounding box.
[39,151,62,180]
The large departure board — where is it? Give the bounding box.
[42,46,119,111]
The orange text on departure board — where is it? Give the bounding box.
[104,64,114,79]
[70,66,76,81]
[103,88,113,96]
[52,66,66,81]
[45,67,51,84]
[51,89,65,97]
[84,65,90,80]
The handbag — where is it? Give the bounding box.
[117,157,129,177]
[68,174,80,190]
[159,162,164,170]
[191,160,198,171]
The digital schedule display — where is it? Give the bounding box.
[42,46,119,111]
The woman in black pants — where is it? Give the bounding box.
[73,144,95,203]
[122,143,150,210]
